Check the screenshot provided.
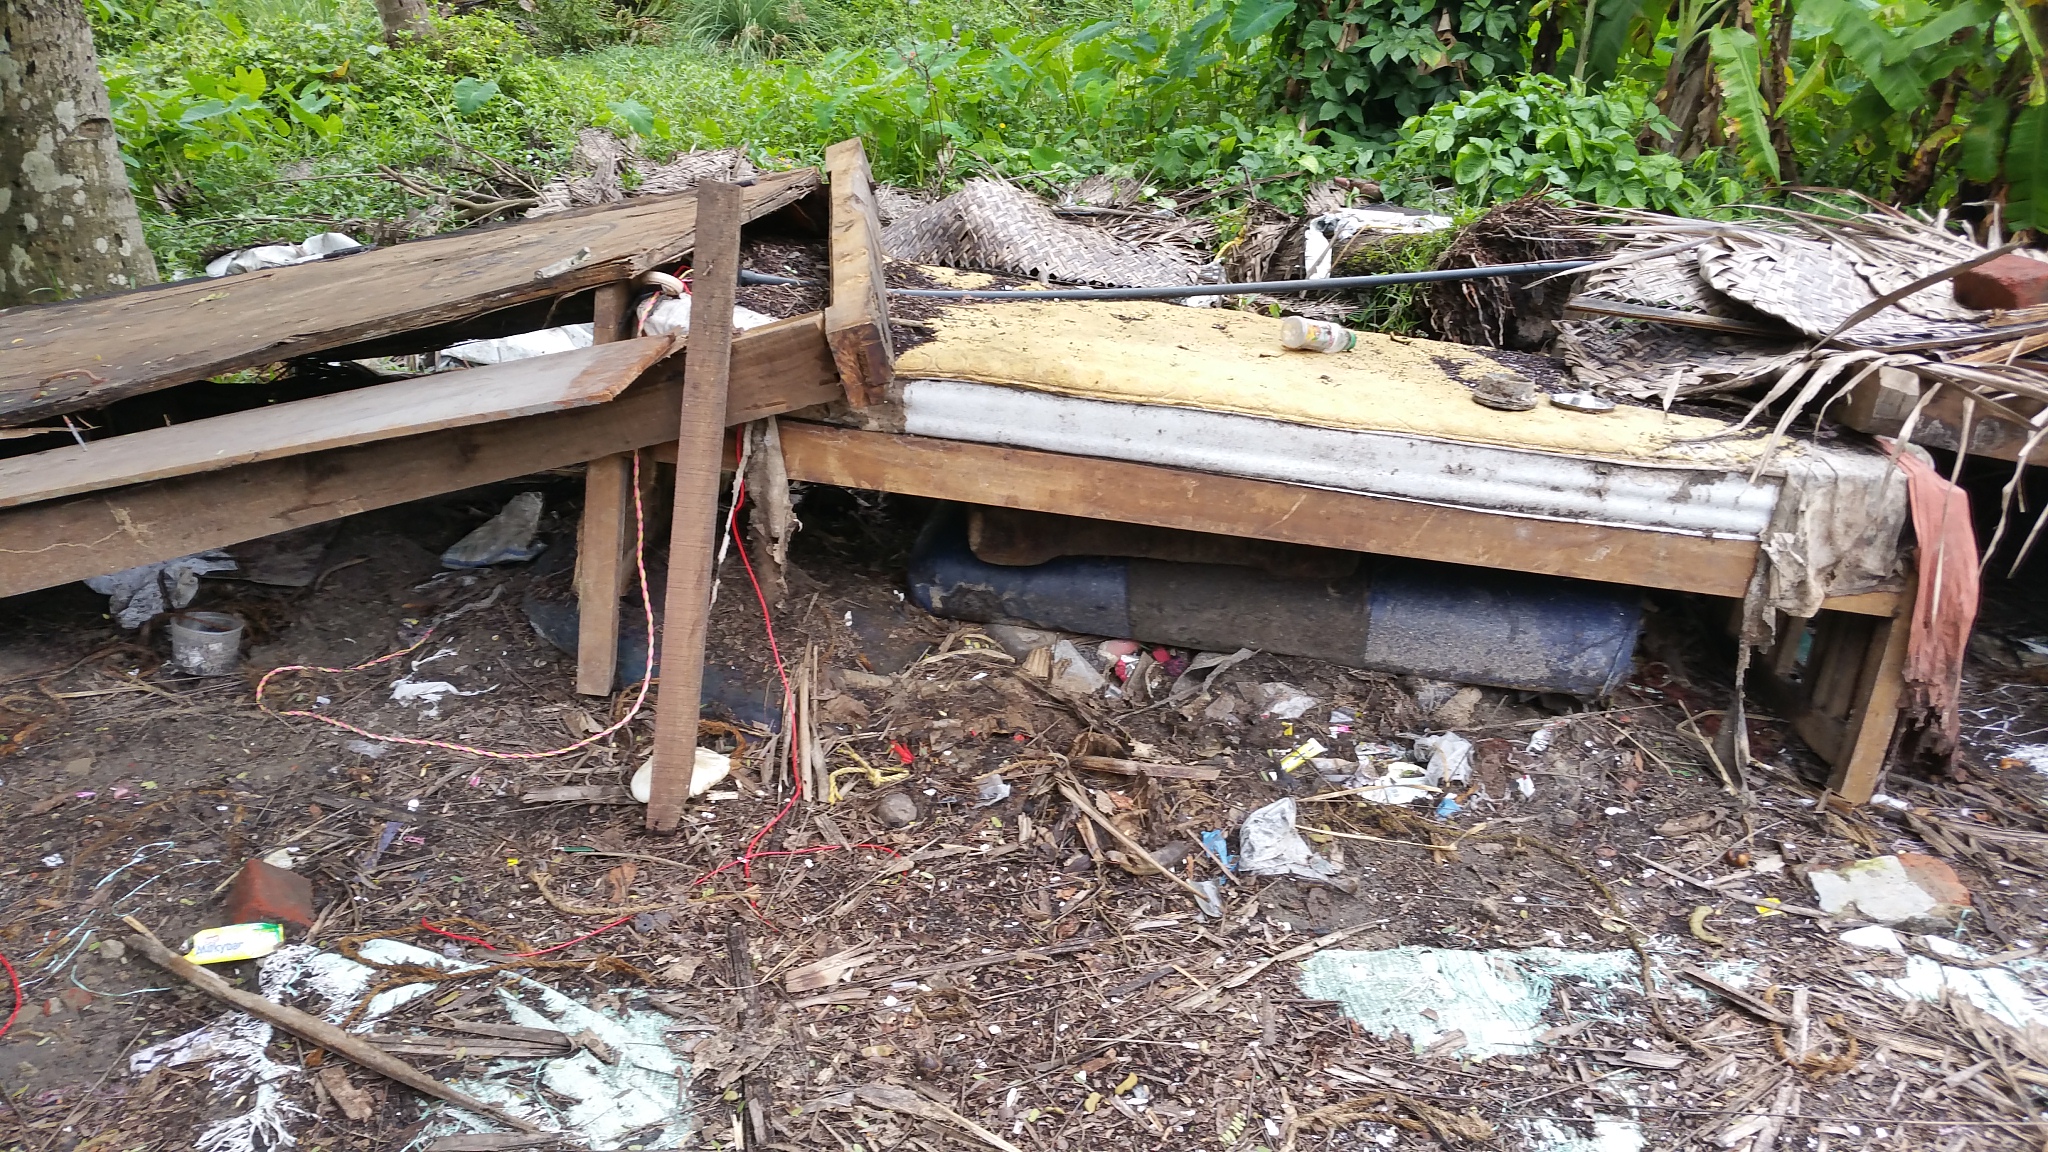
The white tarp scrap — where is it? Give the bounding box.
[130,938,690,1151]
[1840,926,2048,1030]
[436,295,775,368]
[1302,206,1455,280]
[1297,945,1645,1058]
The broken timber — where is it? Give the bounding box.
[822,139,894,407]
[121,917,546,1135]
[0,169,818,425]
[0,315,842,599]
[646,180,744,831]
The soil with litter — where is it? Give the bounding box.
[4,477,2048,1152]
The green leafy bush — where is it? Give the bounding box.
[1282,0,1529,139]
[1383,73,1725,210]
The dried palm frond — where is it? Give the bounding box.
[1563,201,2048,570]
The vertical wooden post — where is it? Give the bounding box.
[822,138,894,407]
[575,282,636,696]
[1826,581,1914,806]
[646,182,744,831]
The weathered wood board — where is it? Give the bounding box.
[0,169,816,424]
[0,336,674,510]
[767,422,1899,616]
[822,139,893,407]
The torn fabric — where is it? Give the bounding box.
[1892,446,1979,759]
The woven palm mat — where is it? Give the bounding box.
[528,131,758,217]
[1556,316,1798,401]
[881,177,1198,288]
[1695,231,1981,344]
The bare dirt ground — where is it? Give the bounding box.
[4,480,2048,1152]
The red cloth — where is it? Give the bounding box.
[1891,449,1978,756]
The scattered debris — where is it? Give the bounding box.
[1236,797,1341,882]
[1807,853,1972,930]
[84,550,238,629]
[441,492,547,568]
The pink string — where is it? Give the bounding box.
[255,454,658,760]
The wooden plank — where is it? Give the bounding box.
[0,169,816,425]
[576,282,639,698]
[1073,755,1221,781]
[767,424,1897,615]
[0,335,674,511]
[1825,587,1913,805]
[773,423,1764,598]
[647,181,744,832]
[0,314,842,600]
[1836,369,2048,464]
[822,139,894,407]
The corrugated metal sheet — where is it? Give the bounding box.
[901,378,1779,538]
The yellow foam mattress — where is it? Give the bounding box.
[895,297,1764,466]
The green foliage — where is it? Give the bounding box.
[1384,73,1714,210]
[517,0,645,53]
[722,2,1342,189]
[655,0,822,58]
[2006,103,2048,235]
[1283,0,1530,140]
[1706,25,1777,183]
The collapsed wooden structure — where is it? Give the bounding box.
[0,140,1917,811]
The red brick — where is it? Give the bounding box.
[1896,852,1972,910]
[223,859,314,928]
[1955,252,2048,310]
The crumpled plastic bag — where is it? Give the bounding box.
[436,294,779,369]
[205,231,362,278]
[1302,207,1455,279]
[1415,732,1475,788]
[637,292,777,337]
[1237,797,1341,880]
[85,551,238,629]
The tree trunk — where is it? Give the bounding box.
[1762,0,1797,184]
[1530,1,1566,75]
[1657,38,1720,159]
[374,0,432,41]
[0,0,157,307]
[1895,75,1959,207]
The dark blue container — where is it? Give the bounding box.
[907,505,1641,696]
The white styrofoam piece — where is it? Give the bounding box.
[900,378,1781,537]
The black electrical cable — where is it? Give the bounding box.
[735,258,1594,300]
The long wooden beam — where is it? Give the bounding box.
[0,170,817,424]
[766,422,1900,615]
[648,181,743,831]
[0,314,842,599]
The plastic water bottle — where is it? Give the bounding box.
[1280,316,1358,353]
